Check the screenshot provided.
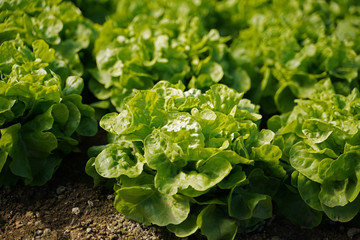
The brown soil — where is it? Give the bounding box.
[1,134,360,240]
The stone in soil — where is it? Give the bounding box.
[72,207,81,215]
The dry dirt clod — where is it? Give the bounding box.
[70,231,78,239]
[15,221,24,229]
[134,226,142,234]
[25,211,34,218]
[43,228,51,235]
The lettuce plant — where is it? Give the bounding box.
[87,82,285,239]
[0,0,97,77]
[230,0,360,114]
[90,0,250,112]
[0,38,97,186]
[0,0,99,186]
[269,80,360,226]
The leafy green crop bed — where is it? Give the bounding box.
[1,0,360,239]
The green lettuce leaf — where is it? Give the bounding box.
[114,186,190,226]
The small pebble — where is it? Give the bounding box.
[88,200,94,207]
[35,212,40,218]
[107,194,114,200]
[34,221,42,227]
[86,227,92,233]
[36,230,43,236]
[72,207,81,215]
[56,186,66,194]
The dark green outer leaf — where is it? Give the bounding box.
[274,184,322,229]
[322,195,360,222]
[167,212,199,238]
[114,186,190,226]
[197,205,237,240]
